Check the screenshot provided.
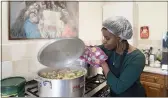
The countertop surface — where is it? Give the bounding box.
[143,66,168,75]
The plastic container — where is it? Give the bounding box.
[1,77,26,97]
[156,49,162,61]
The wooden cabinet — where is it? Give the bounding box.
[140,72,168,97]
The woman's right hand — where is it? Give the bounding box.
[80,46,108,67]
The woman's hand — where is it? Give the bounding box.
[80,46,108,67]
[100,61,110,77]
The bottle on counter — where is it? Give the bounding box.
[149,47,155,66]
[144,49,149,66]
[156,49,162,62]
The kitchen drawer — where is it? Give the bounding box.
[141,72,165,85]
[165,76,168,89]
[141,81,163,88]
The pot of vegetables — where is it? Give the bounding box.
[36,38,87,97]
[35,66,87,97]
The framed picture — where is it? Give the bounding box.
[9,1,79,40]
[140,26,149,39]
[162,32,168,49]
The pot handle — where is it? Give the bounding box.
[43,81,52,89]
[34,77,52,89]
[34,77,41,82]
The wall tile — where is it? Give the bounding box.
[138,40,161,47]
[11,43,27,61]
[24,43,38,59]
[12,59,30,79]
[2,45,12,61]
[35,41,50,56]
[1,61,13,79]
[27,58,47,81]
[27,59,38,81]
[28,58,44,73]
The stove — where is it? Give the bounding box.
[24,74,110,97]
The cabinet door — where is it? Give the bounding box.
[147,86,162,97]
[142,81,164,97]
[141,81,149,95]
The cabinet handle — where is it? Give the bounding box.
[154,77,158,82]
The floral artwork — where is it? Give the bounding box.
[140,26,149,39]
[9,1,79,40]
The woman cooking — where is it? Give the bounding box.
[86,16,146,97]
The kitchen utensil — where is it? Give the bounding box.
[37,38,85,68]
[35,66,87,97]
[1,77,26,97]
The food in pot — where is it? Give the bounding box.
[40,68,85,79]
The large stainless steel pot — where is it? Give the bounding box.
[36,38,87,97]
[35,66,87,97]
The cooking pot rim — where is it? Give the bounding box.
[36,66,87,81]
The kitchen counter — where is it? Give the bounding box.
[143,66,168,75]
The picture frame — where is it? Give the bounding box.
[140,26,149,39]
[8,1,79,40]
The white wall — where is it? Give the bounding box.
[102,2,136,46]
[79,2,103,45]
[138,2,167,40]
[102,2,167,51]
[1,2,103,80]
[137,2,167,50]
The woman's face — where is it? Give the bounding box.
[102,28,119,50]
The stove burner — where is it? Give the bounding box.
[27,86,39,97]
[94,80,103,84]
[88,74,106,85]
[87,82,99,89]
[86,74,105,83]
[26,80,37,85]
[85,86,92,94]
[93,85,110,97]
